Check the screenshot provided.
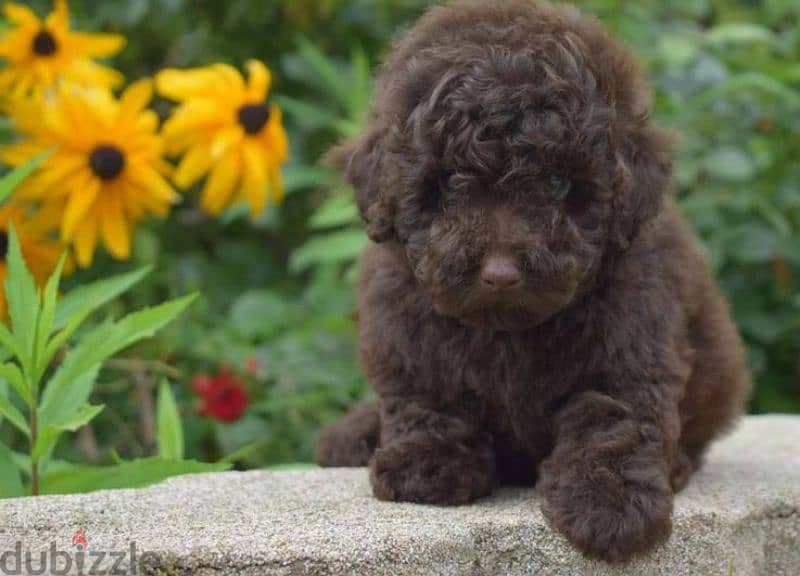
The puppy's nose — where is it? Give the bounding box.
[480,255,522,290]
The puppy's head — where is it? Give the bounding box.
[333,0,673,330]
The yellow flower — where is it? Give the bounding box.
[0,0,125,97]
[0,203,68,318]
[156,60,289,217]
[0,81,178,268]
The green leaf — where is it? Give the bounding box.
[4,225,40,371]
[309,191,360,230]
[157,380,184,460]
[53,266,151,331]
[9,450,75,477]
[30,426,61,463]
[703,147,756,182]
[266,462,318,471]
[274,94,359,137]
[53,403,104,431]
[0,443,24,499]
[0,392,28,436]
[32,253,67,383]
[0,150,51,204]
[40,458,230,495]
[296,37,352,113]
[281,164,339,195]
[705,24,774,46]
[289,229,367,273]
[349,45,372,122]
[39,294,196,426]
[230,290,292,339]
[692,73,800,110]
[0,322,24,360]
[0,361,32,407]
[219,440,267,464]
[32,403,104,461]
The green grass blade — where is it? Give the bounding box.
[157,380,184,460]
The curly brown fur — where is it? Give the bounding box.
[316,0,751,563]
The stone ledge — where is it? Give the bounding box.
[0,415,798,575]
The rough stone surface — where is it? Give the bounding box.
[0,415,798,575]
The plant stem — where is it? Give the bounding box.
[30,406,39,496]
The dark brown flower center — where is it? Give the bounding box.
[237,103,270,135]
[0,231,8,260]
[90,145,126,180]
[32,30,58,56]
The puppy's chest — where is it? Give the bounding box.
[458,331,580,436]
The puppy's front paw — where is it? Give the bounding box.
[540,466,673,562]
[370,439,494,505]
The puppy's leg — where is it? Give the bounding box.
[369,396,495,505]
[538,389,679,562]
[316,400,381,467]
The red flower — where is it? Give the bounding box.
[191,367,249,422]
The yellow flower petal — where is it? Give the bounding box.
[241,141,267,217]
[61,175,99,241]
[69,32,126,58]
[3,3,39,26]
[201,151,240,216]
[156,67,225,102]
[161,101,228,145]
[73,214,98,268]
[118,78,153,123]
[173,144,213,189]
[126,164,179,205]
[269,167,284,204]
[245,60,271,101]
[45,0,69,31]
[100,192,131,260]
[212,63,245,98]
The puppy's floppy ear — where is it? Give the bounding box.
[327,129,395,243]
[611,122,674,249]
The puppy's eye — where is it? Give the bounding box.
[548,175,572,201]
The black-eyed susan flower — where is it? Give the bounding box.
[0,81,178,268]
[0,203,67,317]
[0,0,125,96]
[156,60,289,217]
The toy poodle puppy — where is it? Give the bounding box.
[316,0,751,562]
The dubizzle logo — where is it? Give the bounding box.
[72,528,88,549]
[0,528,162,575]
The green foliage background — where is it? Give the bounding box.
[10,0,798,469]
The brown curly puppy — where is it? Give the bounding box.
[316,0,751,562]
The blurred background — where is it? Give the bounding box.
[11,0,800,469]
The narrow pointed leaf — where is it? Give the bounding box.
[32,403,103,461]
[53,266,151,330]
[40,294,196,426]
[33,253,67,382]
[31,426,62,462]
[0,150,52,204]
[297,37,351,110]
[0,361,32,407]
[40,458,231,495]
[0,322,24,361]
[0,444,24,498]
[157,380,184,460]
[4,225,39,369]
[0,393,28,436]
[54,403,105,431]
